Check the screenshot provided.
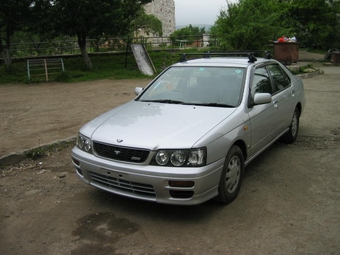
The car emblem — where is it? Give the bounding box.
[131,156,141,161]
[114,150,121,155]
[117,139,123,143]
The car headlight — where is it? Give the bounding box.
[153,148,206,167]
[77,133,92,153]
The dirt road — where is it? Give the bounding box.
[0,65,339,255]
[0,79,152,159]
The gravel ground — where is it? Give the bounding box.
[1,54,339,255]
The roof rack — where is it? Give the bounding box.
[179,51,273,63]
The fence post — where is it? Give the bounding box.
[60,59,65,72]
[44,59,49,81]
[27,60,30,82]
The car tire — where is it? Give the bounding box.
[215,145,244,204]
[282,107,300,144]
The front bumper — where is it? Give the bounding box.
[71,146,224,205]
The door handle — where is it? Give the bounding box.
[273,100,279,109]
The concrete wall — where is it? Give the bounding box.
[144,0,176,38]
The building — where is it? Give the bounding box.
[144,0,176,38]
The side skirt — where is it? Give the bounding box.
[244,128,289,167]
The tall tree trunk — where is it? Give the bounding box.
[77,34,93,70]
[1,48,12,72]
[0,30,13,72]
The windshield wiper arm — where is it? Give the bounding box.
[194,103,235,108]
[141,99,185,104]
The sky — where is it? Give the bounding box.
[175,0,233,26]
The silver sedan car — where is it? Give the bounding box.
[71,53,305,205]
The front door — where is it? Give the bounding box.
[248,66,279,156]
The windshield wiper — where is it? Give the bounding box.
[141,99,185,104]
[194,103,235,108]
[140,100,233,107]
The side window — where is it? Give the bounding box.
[251,67,272,96]
[267,64,291,92]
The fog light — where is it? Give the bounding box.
[72,157,80,166]
[169,180,194,187]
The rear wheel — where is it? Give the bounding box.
[282,107,300,143]
[215,145,244,204]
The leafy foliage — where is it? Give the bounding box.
[0,0,32,71]
[1,0,153,71]
[132,10,163,37]
[211,0,340,50]
[2,0,340,74]
[211,0,291,50]
[282,0,339,49]
[170,25,206,46]
[49,0,152,69]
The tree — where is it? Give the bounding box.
[132,10,163,37]
[17,0,59,56]
[50,0,152,69]
[0,0,32,71]
[282,0,339,49]
[329,0,340,47]
[211,0,291,50]
[212,0,340,51]
[170,25,206,46]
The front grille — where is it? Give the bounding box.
[90,172,156,198]
[93,142,150,163]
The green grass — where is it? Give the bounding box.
[25,139,75,160]
[0,49,206,85]
[0,61,30,84]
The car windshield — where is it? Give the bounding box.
[137,66,245,107]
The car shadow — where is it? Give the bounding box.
[86,187,229,223]
[82,142,289,224]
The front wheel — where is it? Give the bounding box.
[215,145,244,204]
[282,107,300,143]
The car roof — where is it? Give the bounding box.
[172,52,275,68]
[174,57,271,68]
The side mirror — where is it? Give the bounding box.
[253,93,272,105]
[134,87,143,96]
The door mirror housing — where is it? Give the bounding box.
[134,87,143,96]
[253,93,272,105]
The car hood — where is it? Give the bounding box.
[81,101,236,150]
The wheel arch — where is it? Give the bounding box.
[296,102,302,116]
[233,139,247,162]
